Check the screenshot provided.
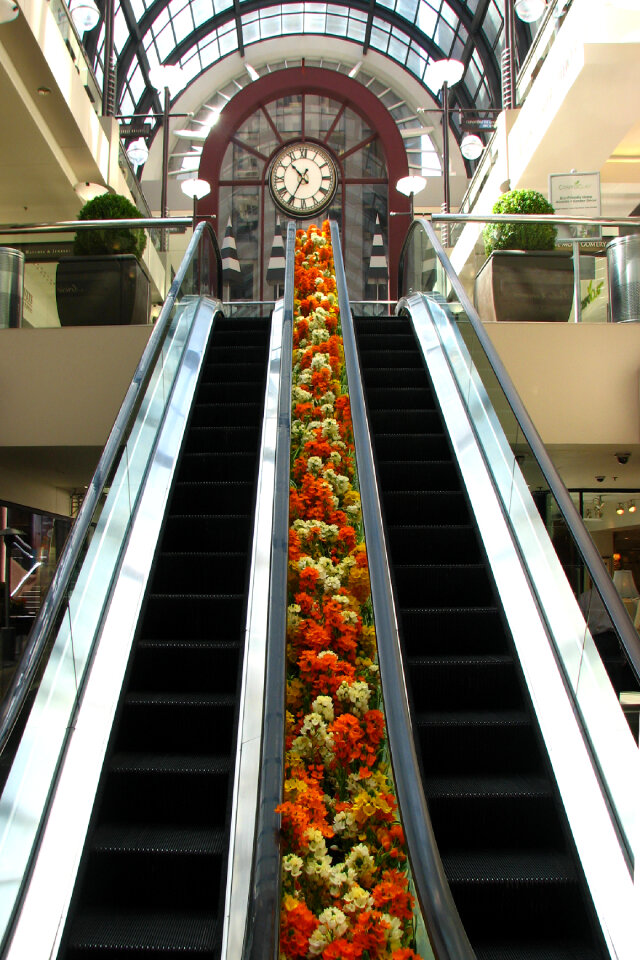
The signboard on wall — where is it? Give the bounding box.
[549,171,601,240]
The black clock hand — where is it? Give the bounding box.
[292,163,310,184]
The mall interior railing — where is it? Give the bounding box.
[399,216,640,890]
[0,218,222,952]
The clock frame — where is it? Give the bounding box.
[269,141,338,217]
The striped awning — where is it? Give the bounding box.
[368,214,388,281]
[266,217,286,286]
[221,216,241,279]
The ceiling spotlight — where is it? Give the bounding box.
[126,138,149,166]
[180,177,211,200]
[628,501,637,513]
[514,0,547,21]
[245,62,260,81]
[617,503,625,515]
[0,0,19,23]
[348,61,363,79]
[460,133,484,160]
[68,0,100,32]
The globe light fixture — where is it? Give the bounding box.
[0,0,19,24]
[74,181,109,202]
[425,58,464,93]
[149,63,184,94]
[126,138,149,166]
[180,178,211,200]
[460,133,484,160]
[68,0,100,32]
[396,176,427,198]
[514,0,547,21]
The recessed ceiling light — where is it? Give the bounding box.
[37,86,51,96]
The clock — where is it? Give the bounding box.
[269,142,338,217]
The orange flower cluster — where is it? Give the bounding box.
[278,222,424,960]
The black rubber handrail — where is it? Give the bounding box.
[0,219,223,757]
[400,216,640,686]
[330,221,477,960]
[242,221,296,960]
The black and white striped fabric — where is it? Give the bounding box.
[266,217,286,287]
[221,216,241,280]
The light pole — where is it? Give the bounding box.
[425,58,464,246]
[396,176,427,220]
[149,65,185,252]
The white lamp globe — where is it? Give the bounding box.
[0,0,19,24]
[180,178,211,200]
[514,0,547,21]
[127,138,149,166]
[149,64,184,94]
[68,0,100,32]
[396,176,427,197]
[460,133,484,160]
[425,58,464,92]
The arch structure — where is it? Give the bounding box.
[195,66,411,300]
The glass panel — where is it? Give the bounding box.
[0,224,220,942]
[399,219,640,860]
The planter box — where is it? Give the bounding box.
[474,249,574,323]
[56,255,150,327]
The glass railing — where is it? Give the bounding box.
[0,219,222,952]
[399,215,640,878]
[425,212,640,324]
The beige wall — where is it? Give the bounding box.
[483,322,640,446]
[0,325,152,514]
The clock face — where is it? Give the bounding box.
[269,142,338,216]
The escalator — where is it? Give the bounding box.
[353,312,609,960]
[55,314,271,958]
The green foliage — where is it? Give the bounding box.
[483,189,557,256]
[73,193,147,259]
[581,279,604,312]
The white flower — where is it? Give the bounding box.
[312,695,334,721]
[318,907,348,937]
[282,854,303,878]
[336,680,371,717]
[343,883,373,913]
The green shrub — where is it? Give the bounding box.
[483,189,557,256]
[73,193,147,259]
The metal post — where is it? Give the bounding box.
[161,86,170,253]
[102,0,116,117]
[502,0,516,110]
[572,238,582,323]
[441,80,450,247]
[0,528,18,661]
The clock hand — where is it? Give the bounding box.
[292,164,310,184]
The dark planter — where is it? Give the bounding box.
[474,249,574,322]
[56,255,150,327]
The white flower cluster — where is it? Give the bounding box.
[336,679,371,717]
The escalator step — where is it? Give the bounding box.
[407,654,522,710]
[190,402,264,429]
[183,425,261,454]
[394,563,494,607]
[142,594,245,640]
[364,386,435,411]
[383,491,470,525]
[386,524,480,561]
[368,408,443,433]
[357,349,423,368]
[355,317,408,336]
[198,381,265,404]
[161,515,251,552]
[362,367,427,388]
[66,909,219,956]
[205,345,266,364]
[399,607,508,655]
[171,481,254,513]
[356,332,417,351]
[416,710,542,776]
[152,552,247,594]
[443,849,576,883]
[130,640,240,692]
[373,433,451,460]
[177,453,257,482]
[202,361,265,384]
[116,693,236,753]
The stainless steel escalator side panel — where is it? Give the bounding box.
[399,292,638,960]
[3,298,220,960]
[221,300,283,960]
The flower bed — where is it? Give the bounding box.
[278,222,423,960]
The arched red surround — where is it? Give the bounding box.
[196,66,411,298]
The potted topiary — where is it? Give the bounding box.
[474,188,574,322]
[56,192,150,327]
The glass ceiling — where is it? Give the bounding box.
[82,0,533,121]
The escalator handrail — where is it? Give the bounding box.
[329,222,477,960]
[242,221,296,960]
[0,219,223,757]
[400,217,640,686]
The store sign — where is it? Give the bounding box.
[549,171,601,241]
